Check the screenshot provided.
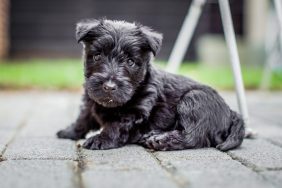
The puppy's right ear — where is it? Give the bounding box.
[76,19,100,43]
[140,26,163,56]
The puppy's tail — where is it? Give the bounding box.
[216,111,245,151]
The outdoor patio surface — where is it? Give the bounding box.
[0,90,281,188]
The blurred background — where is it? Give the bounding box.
[0,0,281,90]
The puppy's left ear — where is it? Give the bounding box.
[76,19,100,43]
[141,26,163,56]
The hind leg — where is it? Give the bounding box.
[139,89,220,151]
[139,130,187,150]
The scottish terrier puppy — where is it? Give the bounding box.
[57,19,245,151]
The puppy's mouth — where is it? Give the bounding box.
[99,97,117,107]
[90,94,122,108]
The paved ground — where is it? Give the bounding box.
[0,90,281,188]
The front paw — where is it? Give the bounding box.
[82,135,117,150]
[57,126,85,140]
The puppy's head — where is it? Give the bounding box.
[76,19,162,108]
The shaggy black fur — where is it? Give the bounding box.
[57,19,245,151]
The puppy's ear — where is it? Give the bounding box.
[76,19,100,43]
[140,26,163,56]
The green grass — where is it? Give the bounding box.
[0,59,281,90]
[178,63,264,90]
[0,59,83,90]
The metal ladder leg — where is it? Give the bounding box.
[261,0,282,90]
[166,0,206,73]
[274,0,282,47]
[218,0,253,137]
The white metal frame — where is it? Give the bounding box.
[274,0,282,46]
[261,0,282,89]
[166,0,249,126]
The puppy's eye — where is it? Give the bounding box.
[93,54,102,61]
[127,59,135,67]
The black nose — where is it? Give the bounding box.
[103,81,117,92]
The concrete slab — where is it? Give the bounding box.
[81,145,162,171]
[0,92,33,130]
[155,149,275,188]
[0,130,15,155]
[0,160,77,188]
[81,145,179,188]
[260,171,282,187]
[3,137,77,160]
[1,91,282,188]
[228,139,282,170]
[247,118,282,146]
[155,148,231,161]
[18,93,77,138]
[83,170,179,188]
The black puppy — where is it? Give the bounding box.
[57,19,245,151]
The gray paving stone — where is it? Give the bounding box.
[228,139,282,170]
[18,106,74,138]
[155,148,231,162]
[248,118,282,147]
[18,94,76,138]
[83,170,178,188]
[81,145,178,188]
[267,137,282,147]
[0,113,26,130]
[0,92,34,130]
[155,149,275,188]
[3,137,77,160]
[177,161,274,188]
[260,171,282,187]
[1,91,282,188]
[0,160,77,188]
[0,131,14,156]
[250,108,282,126]
[81,145,163,171]
[249,118,282,137]
[0,104,29,131]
